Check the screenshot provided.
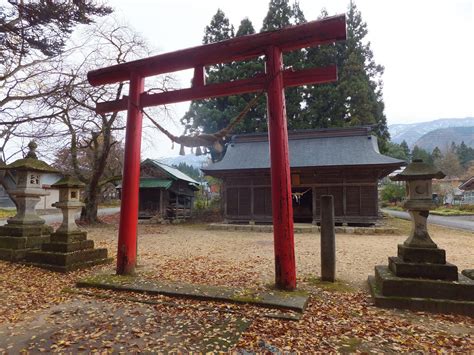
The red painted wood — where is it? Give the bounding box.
[192,66,205,87]
[96,66,337,114]
[283,65,337,88]
[88,15,345,86]
[265,46,296,290]
[116,72,144,275]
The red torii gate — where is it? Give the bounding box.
[88,14,346,290]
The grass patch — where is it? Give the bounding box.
[431,208,474,216]
[384,205,474,216]
[0,208,16,218]
[338,337,363,353]
[382,215,411,235]
[304,276,355,293]
[80,273,136,286]
[263,283,309,297]
[231,289,263,303]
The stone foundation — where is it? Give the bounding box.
[25,231,109,272]
[0,224,52,261]
[368,266,474,317]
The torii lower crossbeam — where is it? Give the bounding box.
[88,14,346,290]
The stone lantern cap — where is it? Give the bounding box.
[390,159,445,181]
[2,141,58,173]
[52,175,85,189]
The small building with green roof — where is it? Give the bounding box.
[117,159,199,219]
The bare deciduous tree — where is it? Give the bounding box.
[41,19,174,223]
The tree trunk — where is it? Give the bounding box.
[81,185,100,223]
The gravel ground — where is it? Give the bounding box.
[90,217,474,289]
[1,216,472,352]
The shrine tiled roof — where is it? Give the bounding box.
[202,127,405,173]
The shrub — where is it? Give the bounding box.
[381,183,405,203]
[459,204,474,212]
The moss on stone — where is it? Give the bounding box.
[82,273,136,286]
[305,276,355,293]
[6,157,58,172]
[337,337,362,353]
[231,289,263,303]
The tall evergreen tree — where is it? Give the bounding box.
[336,1,389,148]
[400,140,410,159]
[456,141,474,168]
[303,2,389,150]
[412,146,433,165]
[232,18,267,132]
[181,10,237,136]
[261,0,307,129]
[385,141,409,161]
[181,1,389,147]
[302,8,341,129]
[432,146,443,162]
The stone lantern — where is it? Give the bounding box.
[26,175,108,272]
[392,159,445,252]
[0,141,56,261]
[52,175,85,233]
[368,159,474,316]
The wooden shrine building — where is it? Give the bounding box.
[202,127,405,225]
[117,159,199,219]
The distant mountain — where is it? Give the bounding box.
[414,126,474,152]
[157,154,210,169]
[388,117,474,147]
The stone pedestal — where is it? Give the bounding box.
[0,223,52,261]
[368,160,474,317]
[25,175,109,272]
[26,231,108,272]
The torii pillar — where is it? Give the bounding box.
[87,15,346,290]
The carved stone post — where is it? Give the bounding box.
[320,195,335,282]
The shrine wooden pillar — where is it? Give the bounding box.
[116,72,144,275]
[266,46,296,290]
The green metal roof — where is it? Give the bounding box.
[144,159,199,185]
[116,178,172,189]
[140,179,172,189]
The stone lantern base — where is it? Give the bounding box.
[0,223,52,261]
[368,245,474,317]
[25,230,109,272]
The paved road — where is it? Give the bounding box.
[0,207,120,226]
[382,208,474,233]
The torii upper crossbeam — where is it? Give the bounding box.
[88,14,346,290]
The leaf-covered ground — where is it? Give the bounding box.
[0,216,472,352]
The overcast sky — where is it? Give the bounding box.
[104,0,473,158]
